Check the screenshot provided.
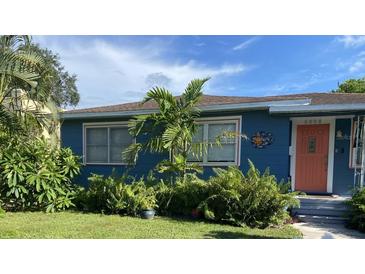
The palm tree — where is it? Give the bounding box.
[0,35,55,138]
[124,78,209,181]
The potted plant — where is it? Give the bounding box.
[140,195,157,220]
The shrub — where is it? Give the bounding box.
[199,162,298,228]
[347,188,365,232]
[154,161,298,228]
[0,137,81,212]
[77,174,157,216]
[155,173,207,216]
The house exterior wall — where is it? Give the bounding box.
[60,111,357,195]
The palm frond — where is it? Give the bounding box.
[142,86,177,111]
[181,77,209,107]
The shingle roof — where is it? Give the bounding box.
[64,92,365,114]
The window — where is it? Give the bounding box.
[188,117,241,166]
[308,136,316,153]
[84,123,134,164]
[351,120,365,168]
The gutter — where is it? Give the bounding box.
[61,99,311,120]
[269,103,365,114]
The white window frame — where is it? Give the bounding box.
[83,122,135,165]
[188,116,242,166]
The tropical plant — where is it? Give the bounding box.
[124,78,211,182]
[0,35,61,141]
[199,162,299,227]
[0,137,81,212]
[155,173,207,216]
[78,174,157,216]
[347,188,365,232]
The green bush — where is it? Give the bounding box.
[77,174,157,216]
[155,173,207,216]
[153,161,298,228]
[347,188,365,232]
[199,162,299,228]
[0,137,80,212]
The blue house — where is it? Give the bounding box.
[60,92,365,196]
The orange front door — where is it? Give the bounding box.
[295,124,329,193]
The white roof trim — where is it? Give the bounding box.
[269,103,365,114]
[61,99,311,120]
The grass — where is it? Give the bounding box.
[0,211,302,239]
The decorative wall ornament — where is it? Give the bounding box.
[251,131,274,148]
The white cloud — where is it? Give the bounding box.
[349,59,365,73]
[337,35,365,48]
[34,37,249,108]
[232,37,259,51]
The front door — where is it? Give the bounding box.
[295,124,329,193]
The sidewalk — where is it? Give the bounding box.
[293,222,365,239]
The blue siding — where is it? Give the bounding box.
[333,118,354,195]
[60,112,363,195]
[61,110,291,185]
[240,111,290,182]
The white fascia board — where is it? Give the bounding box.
[61,99,311,120]
[61,109,157,119]
[269,103,365,114]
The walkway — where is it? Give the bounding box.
[293,222,365,239]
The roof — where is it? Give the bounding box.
[62,92,365,119]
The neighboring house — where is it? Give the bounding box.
[60,92,365,196]
[2,89,60,142]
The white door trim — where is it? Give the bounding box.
[289,116,335,193]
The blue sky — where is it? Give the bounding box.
[34,35,365,109]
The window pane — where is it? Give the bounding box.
[308,136,316,153]
[86,145,108,163]
[86,128,107,145]
[188,125,204,162]
[86,128,108,163]
[207,123,236,162]
[208,123,236,144]
[110,127,133,146]
[208,144,235,162]
[109,127,133,163]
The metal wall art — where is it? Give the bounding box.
[251,131,274,148]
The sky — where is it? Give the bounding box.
[33,35,365,109]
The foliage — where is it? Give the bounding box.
[199,162,299,228]
[124,78,210,181]
[77,174,157,216]
[25,43,79,108]
[0,137,81,212]
[0,35,46,133]
[154,161,298,228]
[332,77,365,94]
[0,35,78,142]
[155,173,207,216]
[347,188,365,232]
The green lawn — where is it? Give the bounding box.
[0,211,302,239]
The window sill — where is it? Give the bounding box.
[188,162,239,167]
[83,162,133,166]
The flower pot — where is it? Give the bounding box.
[140,209,156,220]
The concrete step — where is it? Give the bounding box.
[296,215,348,225]
[292,207,348,217]
[299,198,347,206]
